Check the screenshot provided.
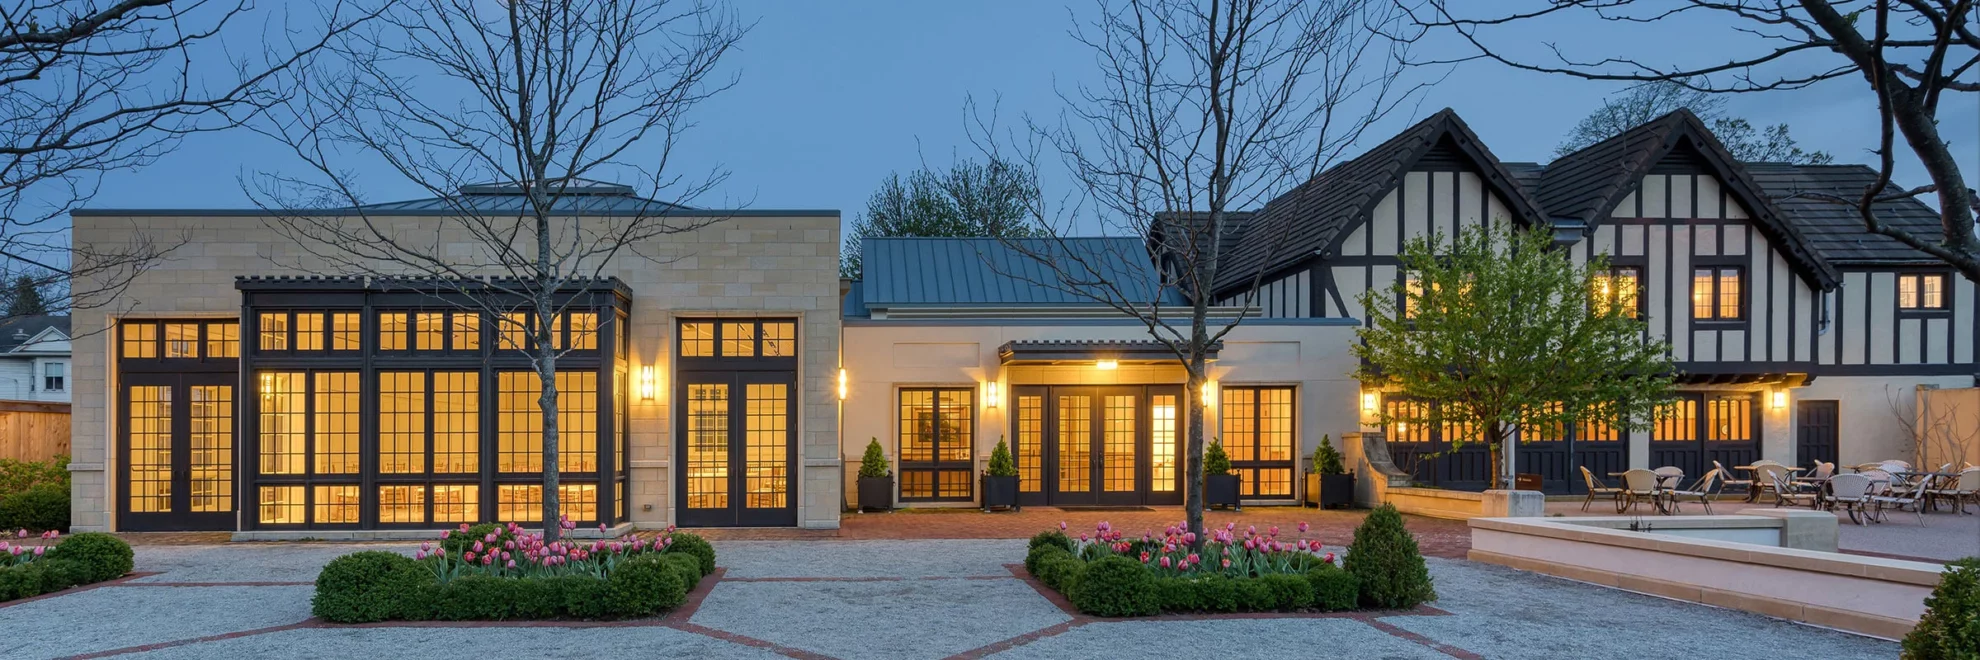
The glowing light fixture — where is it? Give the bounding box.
[837,368,849,400]
[1201,380,1218,407]
[983,381,1001,409]
[1095,359,1118,370]
[1770,389,1787,410]
[639,366,656,401]
[1362,392,1379,413]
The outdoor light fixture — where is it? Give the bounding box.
[1095,359,1118,370]
[1771,389,1787,410]
[639,366,655,401]
[1201,380,1218,407]
[983,381,1001,409]
[837,368,849,400]
[1362,392,1379,413]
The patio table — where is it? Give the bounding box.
[1609,472,1675,515]
[1734,465,1806,503]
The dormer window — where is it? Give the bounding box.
[1898,273,1948,311]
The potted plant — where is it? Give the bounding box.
[981,436,1020,512]
[1305,435,1355,509]
[857,438,893,512]
[1202,438,1241,510]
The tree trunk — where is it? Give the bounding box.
[1184,305,1209,548]
[536,206,561,541]
[1486,422,1509,490]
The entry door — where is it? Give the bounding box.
[674,371,796,527]
[1796,401,1839,467]
[119,373,237,531]
[1033,386,1173,507]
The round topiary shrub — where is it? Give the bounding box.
[1034,551,1085,592]
[47,532,132,583]
[1306,562,1359,611]
[608,554,687,618]
[1903,556,1980,660]
[1068,555,1159,617]
[1025,543,1070,576]
[660,551,704,589]
[667,532,716,576]
[0,486,71,533]
[1344,504,1435,609]
[1259,573,1314,610]
[1028,529,1074,554]
[312,551,437,623]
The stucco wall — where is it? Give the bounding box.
[1788,375,1973,467]
[69,211,841,531]
[839,319,1361,506]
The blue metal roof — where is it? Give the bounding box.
[857,237,1181,309]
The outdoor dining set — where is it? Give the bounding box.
[1578,460,1980,524]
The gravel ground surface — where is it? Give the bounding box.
[131,544,414,583]
[0,585,313,658]
[120,626,787,660]
[987,618,1449,660]
[690,578,1072,659]
[713,538,1025,578]
[1382,557,1899,659]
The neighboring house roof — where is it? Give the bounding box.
[70,178,838,217]
[0,316,69,354]
[1533,109,1839,288]
[1744,163,1952,266]
[856,237,1184,311]
[1214,108,1551,292]
[1146,211,1255,275]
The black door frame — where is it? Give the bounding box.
[673,370,798,527]
[1014,384,1182,507]
[1650,392,1763,480]
[118,372,238,532]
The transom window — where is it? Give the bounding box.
[1898,273,1949,311]
[120,320,239,360]
[1691,267,1743,321]
[679,319,797,358]
[1219,386,1296,498]
[898,388,974,501]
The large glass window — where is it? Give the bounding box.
[498,371,598,474]
[1705,395,1753,441]
[258,372,307,475]
[379,372,426,474]
[314,372,361,475]
[898,388,974,501]
[1221,386,1296,498]
[1016,394,1044,493]
[1150,394,1177,492]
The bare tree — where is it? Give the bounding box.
[1556,80,1833,164]
[974,0,1423,543]
[2,0,384,320]
[1890,385,1975,471]
[1399,0,1980,281]
[247,0,747,540]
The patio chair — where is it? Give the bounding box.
[1925,468,1980,515]
[1579,466,1624,513]
[1664,468,1722,515]
[1868,475,1928,525]
[1715,460,1753,494]
[1825,473,1874,525]
[1620,469,1662,514]
[1653,466,1685,490]
[1853,462,1885,473]
[1753,464,1793,503]
[1770,472,1819,509]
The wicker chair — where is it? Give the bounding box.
[1621,469,1662,514]
[1825,473,1874,525]
[1771,471,1819,509]
[1653,466,1685,490]
[1579,466,1624,513]
[1925,468,1980,515]
[1715,460,1753,494]
[1664,468,1722,515]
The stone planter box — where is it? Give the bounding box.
[980,474,1020,511]
[1306,472,1355,509]
[858,476,893,512]
[1204,474,1241,510]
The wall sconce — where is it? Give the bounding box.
[1362,391,1379,413]
[1201,380,1218,407]
[639,366,655,401]
[1770,389,1787,410]
[983,381,1001,409]
[837,368,848,400]
[1095,359,1118,370]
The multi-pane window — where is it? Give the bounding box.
[898,388,974,501]
[165,323,201,358]
[259,313,289,350]
[744,383,789,508]
[379,372,426,474]
[680,322,715,357]
[1402,273,1423,319]
[415,313,446,351]
[1653,399,1699,442]
[720,322,755,357]
[497,371,598,473]
[499,312,529,350]
[1150,394,1177,492]
[761,322,795,357]
[1016,394,1044,493]
[452,313,480,350]
[123,322,158,358]
[1705,395,1753,441]
[127,385,172,513]
[258,372,307,475]
[379,312,409,351]
[1692,268,1743,321]
[330,313,360,351]
[207,322,239,358]
[1593,266,1643,318]
[1384,398,1433,443]
[433,373,479,473]
[678,319,799,360]
[313,372,361,475]
[565,312,598,350]
[1898,273,1949,310]
[259,486,304,525]
[296,313,325,351]
[1220,386,1295,498]
[42,362,64,391]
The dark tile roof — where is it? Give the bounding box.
[858,237,1184,308]
[1535,109,1839,288]
[1213,108,1550,292]
[1745,164,1953,265]
[0,315,68,353]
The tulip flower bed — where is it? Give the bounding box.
[0,530,136,602]
[312,519,715,623]
[1023,505,1435,617]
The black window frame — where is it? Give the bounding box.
[1595,264,1647,320]
[1690,263,1746,325]
[1219,385,1298,499]
[896,387,976,503]
[1896,272,1952,316]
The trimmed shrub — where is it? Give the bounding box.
[608,554,687,617]
[0,455,69,495]
[859,439,890,478]
[47,532,132,582]
[433,575,516,620]
[1904,557,1980,660]
[1194,575,1241,612]
[1259,573,1314,610]
[1027,530,1074,554]
[987,438,1017,477]
[661,552,704,589]
[0,486,70,532]
[312,551,437,623]
[1069,556,1160,617]
[1034,551,1086,593]
[1204,439,1233,476]
[1306,563,1359,611]
[1344,504,1435,609]
[1152,576,1199,612]
[556,574,615,620]
[668,532,716,576]
[1233,575,1273,611]
[1025,543,1070,576]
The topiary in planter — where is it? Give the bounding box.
[47,532,132,582]
[1344,504,1435,609]
[1069,555,1160,617]
[1204,439,1233,476]
[1314,437,1346,475]
[987,438,1017,477]
[859,439,890,479]
[312,551,438,623]
[1903,556,1980,660]
[607,554,687,617]
[1306,562,1359,611]
[667,532,716,576]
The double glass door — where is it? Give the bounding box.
[1015,385,1182,507]
[119,373,237,531]
[674,371,796,527]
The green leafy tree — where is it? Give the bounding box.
[3,275,48,317]
[839,157,1044,278]
[1554,81,1831,164]
[1353,225,1676,488]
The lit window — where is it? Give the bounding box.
[1705,395,1753,441]
[452,313,480,350]
[898,388,973,501]
[1220,386,1296,498]
[122,322,157,359]
[207,322,239,358]
[259,313,288,350]
[313,372,361,475]
[295,313,324,351]
[1692,268,1743,321]
[761,322,795,357]
[415,312,445,351]
[330,313,360,351]
[1593,267,1642,318]
[258,372,307,475]
[378,485,426,524]
[721,322,755,357]
[568,312,598,350]
[680,322,714,357]
[499,312,528,351]
[258,486,304,525]
[1898,274,1949,310]
[379,312,408,351]
[164,323,200,358]
[1402,273,1423,319]
[379,372,426,474]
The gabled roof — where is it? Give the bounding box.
[0,316,69,354]
[1536,109,1839,288]
[857,237,1184,310]
[1213,108,1550,292]
[1745,164,1954,265]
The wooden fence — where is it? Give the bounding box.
[0,400,70,463]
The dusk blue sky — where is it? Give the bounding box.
[60,2,1979,238]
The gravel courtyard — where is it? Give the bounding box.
[0,539,1900,660]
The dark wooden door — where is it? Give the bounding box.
[119,373,237,531]
[674,371,796,527]
[1796,400,1839,467]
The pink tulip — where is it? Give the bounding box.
[1298,522,1309,533]
[1324,552,1337,563]
[464,551,476,561]
[1058,521,1067,531]
[1187,553,1200,564]
[1139,552,1151,563]
[458,523,470,532]
[1221,558,1231,568]
[505,540,516,550]
[598,523,607,532]
[14,529,24,538]
[1184,532,1196,544]
[1160,556,1172,568]
[1269,526,1279,537]
[507,560,517,568]
[415,550,427,560]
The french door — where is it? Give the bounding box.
[119,373,237,531]
[1651,393,1761,480]
[674,371,796,527]
[1014,385,1182,507]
